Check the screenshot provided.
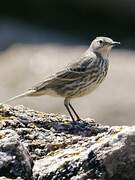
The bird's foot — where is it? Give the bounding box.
[71,118,88,127]
[71,117,96,128]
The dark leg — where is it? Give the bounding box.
[64,98,75,122]
[69,102,81,120]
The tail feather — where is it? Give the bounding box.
[0,89,36,105]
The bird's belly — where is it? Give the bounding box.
[74,80,102,97]
[69,72,107,98]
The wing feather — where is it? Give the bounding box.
[32,53,96,91]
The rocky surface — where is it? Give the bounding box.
[0,104,135,180]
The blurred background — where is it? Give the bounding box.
[0,0,135,125]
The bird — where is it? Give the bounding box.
[1,37,120,122]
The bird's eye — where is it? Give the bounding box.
[99,40,103,44]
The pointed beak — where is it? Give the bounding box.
[111,41,120,46]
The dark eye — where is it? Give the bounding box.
[99,40,103,44]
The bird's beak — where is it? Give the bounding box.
[111,41,121,46]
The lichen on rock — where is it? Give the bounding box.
[0,104,134,180]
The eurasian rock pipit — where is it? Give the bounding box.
[1,37,120,121]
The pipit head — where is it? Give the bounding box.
[90,37,120,58]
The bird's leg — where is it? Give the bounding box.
[64,98,75,122]
[69,102,81,120]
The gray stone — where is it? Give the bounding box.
[33,126,135,180]
[0,105,135,179]
[0,129,33,179]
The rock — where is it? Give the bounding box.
[33,126,135,180]
[0,104,135,179]
[0,128,33,179]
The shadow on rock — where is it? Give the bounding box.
[0,104,108,137]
